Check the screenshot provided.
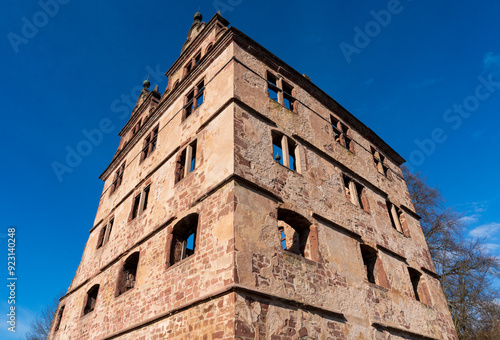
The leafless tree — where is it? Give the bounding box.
[25,294,63,340]
[403,166,500,340]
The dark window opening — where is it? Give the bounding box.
[387,201,403,233]
[272,133,284,166]
[54,305,65,331]
[117,252,140,296]
[331,116,341,141]
[371,147,388,176]
[282,81,295,111]
[112,162,125,193]
[142,186,150,211]
[343,174,368,212]
[103,218,114,244]
[175,147,187,183]
[272,131,298,172]
[184,80,205,120]
[330,116,353,152]
[206,43,213,53]
[355,182,366,211]
[143,135,151,159]
[408,268,422,301]
[185,90,194,118]
[194,51,201,65]
[196,80,204,108]
[131,194,141,220]
[277,208,311,257]
[267,72,279,102]
[190,142,197,172]
[170,214,198,265]
[151,126,158,152]
[360,245,377,284]
[175,141,197,183]
[96,225,106,249]
[83,284,99,315]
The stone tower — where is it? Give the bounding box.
[50,12,458,340]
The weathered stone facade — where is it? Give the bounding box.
[49,12,458,340]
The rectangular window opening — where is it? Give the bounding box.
[272,134,284,166]
[185,90,194,118]
[142,186,150,211]
[196,81,204,108]
[151,126,158,152]
[282,82,295,111]
[104,218,114,244]
[131,194,141,220]
[361,246,377,284]
[190,142,197,172]
[267,72,279,102]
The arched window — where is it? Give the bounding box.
[277,208,311,257]
[169,213,198,265]
[116,252,140,296]
[83,284,99,315]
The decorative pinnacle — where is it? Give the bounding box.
[194,11,202,22]
[143,78,151,89]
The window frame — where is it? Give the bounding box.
[386,200,408,235]
[371,146,389,177]
[130,184,152,221]
[276,208,316,260]
[330,115,354,153]
[83,284,99,316]
[116,252,140,297]
[111,162,125,194]
[183,79,205,120]
[271,131,301,173]
[175,140,197,183]
[266,71,297,112]
[141,125,159,161]
[342,174,370,213]
[168,213,199,266]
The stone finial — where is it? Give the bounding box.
[194,11,202,22]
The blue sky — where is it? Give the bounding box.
[1,0,499,338]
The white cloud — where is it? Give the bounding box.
[484,243,500,252]
[469,222,500,238]
[460,215,479,224]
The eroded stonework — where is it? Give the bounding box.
[49,12,457,340]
